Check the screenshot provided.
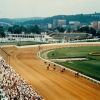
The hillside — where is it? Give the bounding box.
[0,13,100,26]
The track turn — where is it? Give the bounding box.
[3,43,100,100]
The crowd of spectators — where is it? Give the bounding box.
[0,57,43,100]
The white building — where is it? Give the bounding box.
[91,21,98,29]
[48,23,52,29]
[53,19,66,28]
[98,21,100,29]
[57,20,66,28]
[69,21,80,31]
[69,21,80,26]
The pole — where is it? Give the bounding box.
[0,47,10,65]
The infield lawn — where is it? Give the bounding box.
[47,46,100,81]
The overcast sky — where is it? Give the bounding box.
[0,0,100,18]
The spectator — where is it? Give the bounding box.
[0,57,43,100]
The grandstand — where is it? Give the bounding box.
[0,57,43,100]
[0,89,8,100]
[50,32,92,42]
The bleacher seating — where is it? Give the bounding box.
[0,57,43,100]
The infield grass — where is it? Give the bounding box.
[47,46,100,81]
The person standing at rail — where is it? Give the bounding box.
[47,64,50,70]
[53,64,56,70]
[75,72,79,77]
[60,68,65,72]
[44,61,47,64]
[38,45,42,51]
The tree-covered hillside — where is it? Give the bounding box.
[0,13,100,25]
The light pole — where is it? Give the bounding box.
[0,47,10,65]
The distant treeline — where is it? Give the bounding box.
[0,13,100,25]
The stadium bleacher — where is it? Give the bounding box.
[0,57,43,100]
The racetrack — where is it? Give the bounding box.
[2,43,100,100]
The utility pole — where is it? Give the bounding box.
[0,47,10,65]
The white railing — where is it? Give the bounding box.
[38,47,100,85]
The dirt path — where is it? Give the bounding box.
[3,43,100,100]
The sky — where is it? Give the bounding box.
[0,0,100,18]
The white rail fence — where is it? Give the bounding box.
[38,48,100,85]
[3,43,100,85]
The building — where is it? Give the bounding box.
[6,33,42,42]
[53,20,58,28]
[91,21,98,29]
[69,21,80,26]
[53,19,67,28]
[48,23,52,29]
[57,20,66,28]
[69,21,80,31]
[49,32,91,43]
[98,21,100,30]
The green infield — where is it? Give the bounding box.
[47,46,100,81]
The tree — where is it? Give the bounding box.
[78,26,90,33]
[13,25,22,34]
[57,27,65,33]
[0,26,5,37]
[67,27,71,32]
[78,26,96,36]
[20,26,27,33]
[8,27,13,33]
[96,30,100,37]
[8,26,27,34]
[89,27,96,36]
[8,25,22,34]
[7,25,41,34]
[30,25,41,34]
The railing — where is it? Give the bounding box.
[38,46,100,85]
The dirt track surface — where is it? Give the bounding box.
[3,43,100,100]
